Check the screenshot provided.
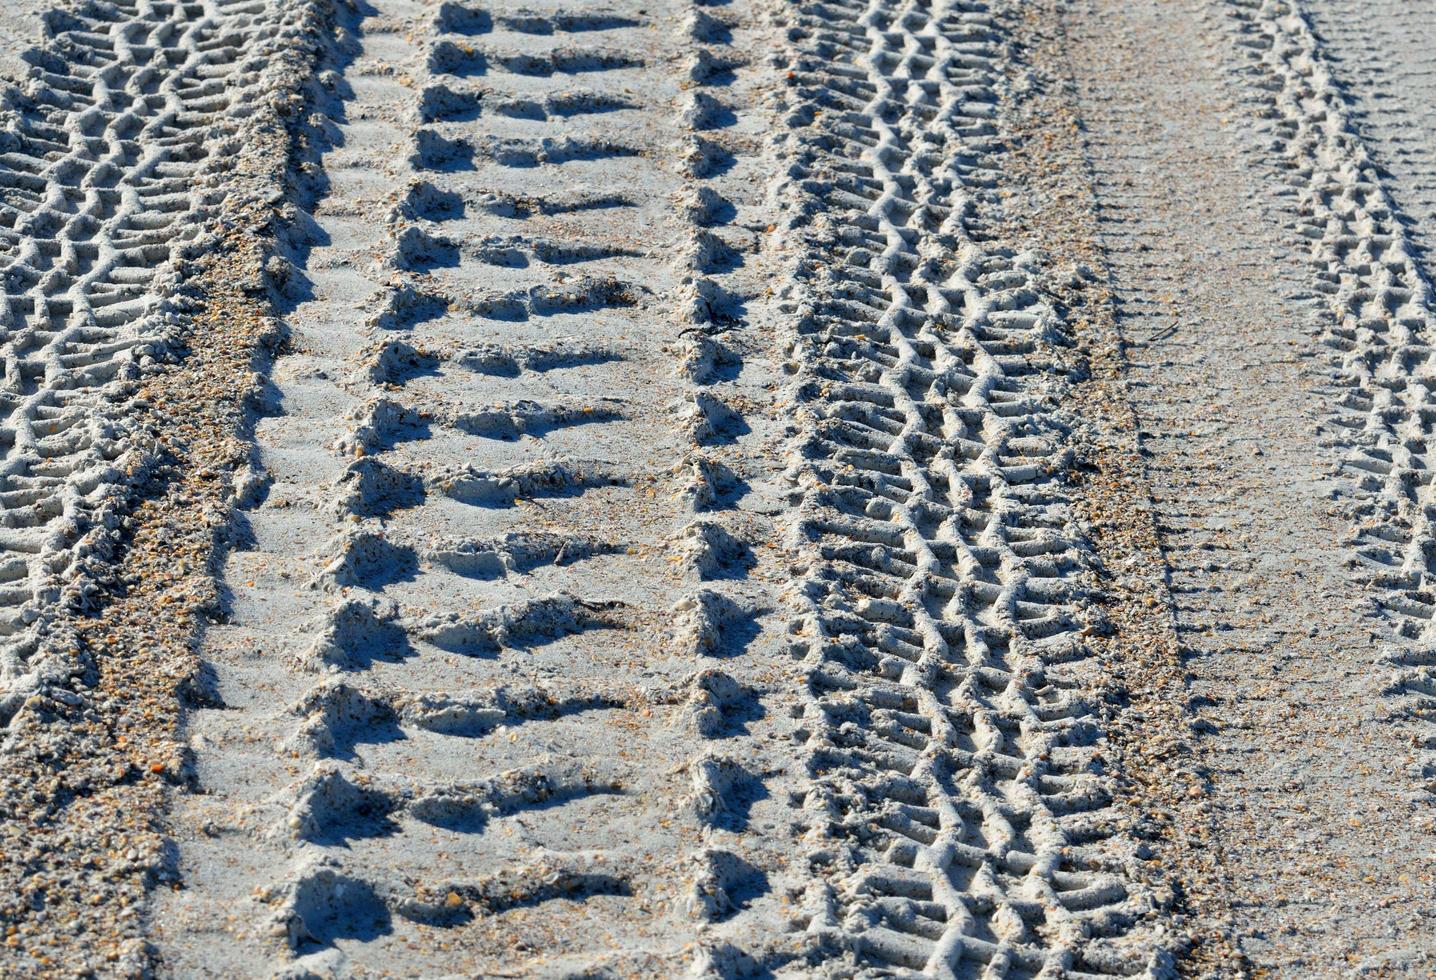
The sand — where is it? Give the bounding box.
[0,0,1432,976]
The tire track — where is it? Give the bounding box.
[0,0,327,972]
[0,0,311,736]
[157,0,795,974]
[1061,0,1436,970]
[24,0,1436,972]
[1286,0,1436,815]
[766,0,1169,974]
[1300,2,1436,292]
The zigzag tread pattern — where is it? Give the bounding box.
[1212,0,1436,791]
[0,0,309,731]
[769,0,1164,974]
